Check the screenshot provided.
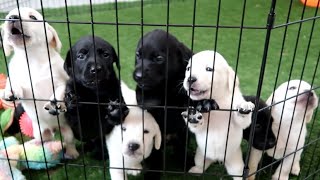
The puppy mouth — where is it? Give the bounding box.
[9,26,30,38]
[83,79,102,86]
[124,151,143,158]
[189,87,207,96]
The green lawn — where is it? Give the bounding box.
[0,0,320,179]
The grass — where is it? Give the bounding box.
[0,0,320,179]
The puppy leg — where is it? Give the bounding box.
[291,150,302,175]
[225,147,244,180]
[60,125,79,159]
[272,155,294,180]
[4,79,23,100]
[32,122,53,141]
[248,147,263,180]
[109,169,128,180]
[189,147,213,174]
[234,101,255,129]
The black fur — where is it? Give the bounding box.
[243,96,276,150]
[64,36,126,158]
[133,29,194,179]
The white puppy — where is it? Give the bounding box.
[106,83,161,180]
[248,80,318,180]
[183,50,254,179]
[2,7,78,158]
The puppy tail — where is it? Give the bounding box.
[121,81,137,106]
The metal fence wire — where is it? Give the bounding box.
[0,0,319,179]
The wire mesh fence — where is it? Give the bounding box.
[0,0,319,179]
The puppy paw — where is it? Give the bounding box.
[188,166,203,174]
[127,165,142,176]
[237,101,255,114]
[181,107,203,125]
[4,88,23,101]
[44,99,67,115]
[291,162,300,175]
[65,147,80,159]
[105,99,129,125]
[195,99,219,112]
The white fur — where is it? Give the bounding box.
[106,106,161,180]
[248,80,318,180]
[2,7,78,158]
[121,81,137,106]
[183,50,254,179]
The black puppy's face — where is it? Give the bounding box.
[251,113,276,150]
[133,29,192,90]
[64,36,119,89]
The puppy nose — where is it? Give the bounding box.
[309,91,314,97]
[9,15,19,20]
[128,143,140,152]
[90,65,102,74]
[188,76,197,84]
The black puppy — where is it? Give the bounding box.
[243,96,276,150]
[133,29,195,178]
[64,36,128,158]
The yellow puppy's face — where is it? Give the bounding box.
[120,108,161,160]
[2,7,61,55]
[183,50,239,101]
[268,80,318,123]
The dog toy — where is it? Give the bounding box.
[0,136,25,180]
[300,0,320,7]
[0,136,64,179]
[19,112,33,138]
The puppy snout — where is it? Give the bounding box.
[128,142,140,152]
[187,76,197,84]
[89,65,102,74]
[134,70,143,81]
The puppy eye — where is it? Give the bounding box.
[103,52,110,58]
[136,52,141,58]
[121,127,126,131]
[143,129,149,134]
[206,67,213,72]
[289,86,296,90]
[186,67,190,71]
[77,53,85,60]
[255,124,262,130]
[29,15,37,20]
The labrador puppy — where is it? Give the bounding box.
[248,80,318,180]
[64,36,127,158]
[133,29,194,178]
[243,96,276,150]
[183,50,254,179]
[2,7,78,158]
[106,104,161,180]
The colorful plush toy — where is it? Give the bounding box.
[0,136,65,179]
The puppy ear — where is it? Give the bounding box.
[178,42,193,66]
[1,24,13,56]
[111,47,120,70]
[47,23,62,52]
[152,116,162,150]
[181,111,188,120]
[227,67,240,92]
[64,49,72,75]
